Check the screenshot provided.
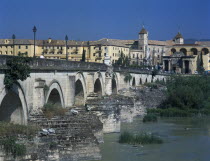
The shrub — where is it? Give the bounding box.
[119,131,163,145]
[144,83,158,89]
[43,103,68,119]
[143,114,158,122]
[0,122,40,137]
[147,108,210,117]
[0,136,26,158]
[161,75,210,110]
[124,73,132,83]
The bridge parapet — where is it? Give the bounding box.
[0,55,108,71]
[0,55,171,75]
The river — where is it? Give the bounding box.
[96,117,210,161]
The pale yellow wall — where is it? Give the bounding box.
[0,44,33,57]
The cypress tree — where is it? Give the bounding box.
[81,48,86,62]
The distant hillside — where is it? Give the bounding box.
[185,39,210,44]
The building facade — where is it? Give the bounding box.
[0,27,210,73]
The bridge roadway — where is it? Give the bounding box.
[0,56,167,124]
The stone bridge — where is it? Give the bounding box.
[0,56,167,124]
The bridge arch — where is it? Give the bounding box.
[132,77,136,87]
[46,81,65,107]
[112,72,119,94]
[112,78,117,94]
[75,72,87,105]
[139,78,142,85]
[94,72,105,96]
[0,83,28,125]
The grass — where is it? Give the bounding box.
[144,83,158,89]
[0,122,40,159]
[0,122,40,137]
[119,131,163,145]
[147,108,210,117]
[43,103,68,119]
[143,114,158,122]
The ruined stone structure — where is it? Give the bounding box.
[0,56,166,125]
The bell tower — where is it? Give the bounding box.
[138,26,148,58]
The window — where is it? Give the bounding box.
[57,46,59,49]
[26,46,28,49]
[104,53,106,56]
[93,53,95,56]
[19,46,21,49]
[133,54,135,58]
[113,53,114,56]
[5,51,7,55]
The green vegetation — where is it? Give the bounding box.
[143,114,158,122]
[0,122,40,158]
[0,137,26,158]
[147,108,210,117]
[144,82,158,89]
[0,122,40,137]
[161,75,210,111]
[43,103,68,119]
[81,48,86,62]
[115,51,130,67]
[124,73,132,83]
[119,131,163,145]
[197,53,204,74]
[4,53,32,89]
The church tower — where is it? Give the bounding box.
[138,26,148,58]
[173,32,184,44]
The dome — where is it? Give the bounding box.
[174,32,183,39]
[139,27,148,34]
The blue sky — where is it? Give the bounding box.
[0,0,209,41]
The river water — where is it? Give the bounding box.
[96,117,210,161]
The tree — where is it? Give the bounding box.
[4,53,32,89]
[116,51,130,67]
[81,48,86,62]
[197,53,204,74]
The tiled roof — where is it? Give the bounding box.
[0,39,32,45]
[91,38,129,47]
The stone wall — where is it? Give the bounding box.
[0,112,103,161]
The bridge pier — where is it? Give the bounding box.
[33,79,45,110]
[65,76,75,107]
[105,76,112,96]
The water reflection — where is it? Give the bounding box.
[96,117,210,161]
